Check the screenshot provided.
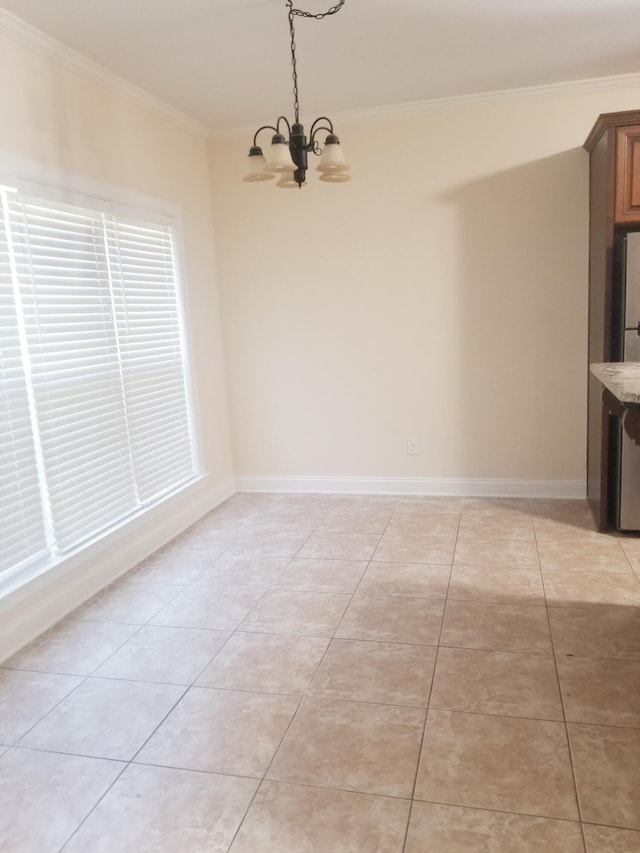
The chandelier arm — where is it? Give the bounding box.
[308,116,335,145]
[276,115,293,138]
[252,124,279,146]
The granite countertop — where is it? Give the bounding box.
[590,362,640,404]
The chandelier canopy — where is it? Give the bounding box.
[243,0,351,189]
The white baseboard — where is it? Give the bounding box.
[235,475,586,500]
[0,475,235,664]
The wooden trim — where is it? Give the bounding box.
[584,110,640,153]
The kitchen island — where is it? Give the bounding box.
[590,362,640,444]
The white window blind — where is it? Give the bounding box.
[0,186,196,582]
[0,194,48,575]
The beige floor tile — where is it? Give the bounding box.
[196,632,328,695]
[457,514,536,542]
[534,520,611,543]
[356,562,450,599]
[248,520,320,537]
[322,495,394,512]
[405,801,585,853]
[543,570,640,608]
[136,687,298,776]
[537,537,632,574]
[453,537,540,569]
[569,723,640,829]
[583,823,640,852]
[127,551,218,585]
[0,670,82,744]
[70,581,183,625]
[430,647,563,720]
[309,639,436,707]
[384,514,460,538]
[170,530,240,552]
[149,586,264,630]
[316,508,393,534]
[557,656,640,728]
[529,499,594,524]
[549,605,640,660]
[373,533,456,565]
[415,710,578,820]
[392,497,466,515]
[92,626,231,685]
[190,554,290,590]
[240,590,350,637]
[336,596,444,645]
[275,558,368,594]
[267,696,425,798]
[441,600,552,654]
[3,620,138,676]
[247,505,332,528]
[0,748,123,853]
[460,498,533,515]
[229,780,410,853]
[63,764,258,853]
[533,517,600,543]
[227,530,313,558]
[296,532,381,561]
[20,677,184,760]
[247,502,331,526]
[618,536,640,571]
[448,565,545,605]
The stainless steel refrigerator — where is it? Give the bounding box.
[611,231,640,530]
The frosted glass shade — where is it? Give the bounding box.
[276,172,306,189]
[265,136,297,173]
[316,136,350,173]
[243,148,273,182]
[319,171,351,183]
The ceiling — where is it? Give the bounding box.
[2,0,640,134]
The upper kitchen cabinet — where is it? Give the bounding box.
[615,124,640,224]
[584,111,640,225]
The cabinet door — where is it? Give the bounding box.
[615,125,640,224]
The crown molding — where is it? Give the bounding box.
[209,71,640,140]
[0,7,210,139]
[3,5,639,144]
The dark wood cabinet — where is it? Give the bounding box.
[584,110,640,529]
[615,125,640,224]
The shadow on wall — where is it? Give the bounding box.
[435,148,589,482]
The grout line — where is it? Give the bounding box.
[7,496,639,850]
[534,522,588,853]
[225,510,391,850]
[401,510,459,853]
[172,516,329,852]
[54,683,190,853]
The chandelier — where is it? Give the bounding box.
[243,0,351,188]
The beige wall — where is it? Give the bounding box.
[0,31,233,488]
[0,30,233,658]
[208,87,640,490]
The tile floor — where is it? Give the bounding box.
[1,494,640,852]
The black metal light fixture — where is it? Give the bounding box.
[243,0,351,189]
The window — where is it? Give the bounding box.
[0,184,197,586]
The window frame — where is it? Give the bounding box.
[0,152,203,594]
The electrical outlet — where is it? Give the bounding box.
[407,437,418,455]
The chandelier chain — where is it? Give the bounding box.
[290,0,346,20]
[286,0,346,122]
